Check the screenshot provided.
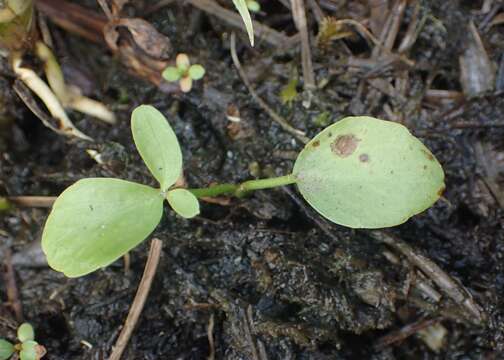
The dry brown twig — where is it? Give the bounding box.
[230,33,309,144]
[109,238,163,360]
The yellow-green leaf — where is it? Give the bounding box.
[167,188,200,218]
[42,178,164,277]
[293,116,445,228]
[233,0,255,46]
[132,105,182,192]
[0,339,14,360]
[17,323,34,342]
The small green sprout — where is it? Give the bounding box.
[246,0,260,13]
[162,53,205,93]
[0,323,46,360]
[232,0,255,46]
[42,105,445,277]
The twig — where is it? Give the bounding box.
[230,33,309,144]
[374,317,440,349]
[6,196,57,208]
[2,249,24,322]
[109,238,163,360]
[186,0,298,48]
[207,313,215,360]
[370,231,486,325]
[290,0,316,93]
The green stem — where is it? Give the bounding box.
[188,174,297,198]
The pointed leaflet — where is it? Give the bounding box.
[132,105,182,191]
[233,0,255,46]
[42,178,164,277]
[293,116,445,228]
[167,188,200,218]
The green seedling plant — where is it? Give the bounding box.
[246,0,261,13]
[232,0,255,46]
[162,53,205,93]
[42,105,445,278]
[0,323,46,360]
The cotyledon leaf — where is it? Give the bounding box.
[132,105,182,192]
[0,339,14,360]
[232,0,255,46]
[41,178,164,277]
[293,116,445,228]
[167,188,200,219]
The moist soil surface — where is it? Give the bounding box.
[1,1,504,359]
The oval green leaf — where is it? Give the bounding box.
[42,178,164,277]
[162,66,182,82]
[188,64,205,80]
[17,323,34,342]
[232,0,255,46]
[0,339,14,360]
[166,188,200,219]
[293,116,445,228]
[132,105,182,192]
[19,341,37,360]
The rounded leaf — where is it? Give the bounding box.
[293,116,445,228]
[175,53,190,71]
[17,323,34,342]
[162,67,181,82]
[19,341,37,360]
[132,105,183,191]
[247,0,261,12]
[42,178,164,277]
[0,339,14,360]
[167,189,200,219]
[188,65,205,80]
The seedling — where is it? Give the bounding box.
[0,323,46,360]
[162,54,205,93]
[246,0,261,13]
[232,0,255,46]
[42,105,444,277]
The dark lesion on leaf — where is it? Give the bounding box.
[312,140,320,148]
[422,149,435,161]
[331,134,359,157]
[359,153,369,162]
[437,186,445,197]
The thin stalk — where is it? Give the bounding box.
[188,174,296,198]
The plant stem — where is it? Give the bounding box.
[188,174,296,198]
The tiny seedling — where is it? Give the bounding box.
[42,105,445,277]
[246,0,261,13]
[0,323,46,360]
[162,53,205,93]
[232,0,255,46]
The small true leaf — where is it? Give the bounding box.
[293,116,445,228]
[132,105,182,191]
[162,67,181,82]
[247,0,261,12]
[232,0,255,46]
[19,341,37,360]
[0,339,14,360]
[42,178,164,277]
[167,189,200,219]
[188,64,205,80]
[17,323,34,342]
[175,53,190,71]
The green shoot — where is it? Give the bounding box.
[162,53,206,92]
[246,0,261,13]
[0,323,45,360]
[232,0,255,46]
[42,105,445,278]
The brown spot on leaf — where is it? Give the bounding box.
[422,149,434,161]
[437,186,445,197]
[359,153,369,162]
[312,140,320,148]
[423,165,427,170]
[328,132,333,137]
[331,134,359,157]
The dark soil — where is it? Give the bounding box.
[1,1,504,359]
